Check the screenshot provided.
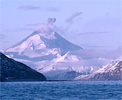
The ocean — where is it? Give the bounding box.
[0,81,122,100]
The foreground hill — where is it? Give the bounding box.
[74,59,122,81]
[0,52,46,82]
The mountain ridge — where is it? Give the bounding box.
[74,59,122,81]
[0,52,46,82]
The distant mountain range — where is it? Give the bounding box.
[1,22,119,80]
[0,52,46,82]
[74,58,122,81]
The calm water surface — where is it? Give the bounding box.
[0,81,122,100]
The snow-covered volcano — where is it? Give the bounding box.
[2,19,111,80]
[5,24,82,57]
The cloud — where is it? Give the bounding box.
[2,27,34,33]
[45,7,59,12]
[25,23,40,27]
[76,31,111,35]
[12,27,34,32]
[70,46,122,60]
[18,6,59,12]
[66,12,83,23]
[18,6,40,10]
[0,34,6,39]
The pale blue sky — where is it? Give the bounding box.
[0,0,121,50]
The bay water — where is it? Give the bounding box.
[0,81,122,100]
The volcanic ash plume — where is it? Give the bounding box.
[48,18,56,24]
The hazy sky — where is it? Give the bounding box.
[0,0,121,50]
